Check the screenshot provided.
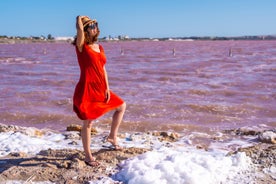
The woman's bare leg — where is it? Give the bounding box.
[81,120,99,166]
[107,102,126,148]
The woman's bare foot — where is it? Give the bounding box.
[84,157,100,167]
[106,137,123,150]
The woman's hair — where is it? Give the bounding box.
[72,24,100,46]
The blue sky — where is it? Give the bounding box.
[1,0,276,38]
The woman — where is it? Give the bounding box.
[72,15,126,167]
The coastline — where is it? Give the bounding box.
[0,123,275,183]
[1,36,276,45]
[0,38,72,44]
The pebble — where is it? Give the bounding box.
[258,130,276,144]
[66,124,97,135]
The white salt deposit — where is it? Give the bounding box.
[263,166,276,180]
[114,147,251,184]
[0,131,81,156]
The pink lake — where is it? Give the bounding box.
[0,40,275,133]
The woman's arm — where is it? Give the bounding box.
[103,66,111,103]
[76,16,85,52]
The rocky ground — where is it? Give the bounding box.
[0,147,148,184]
[225,127,276,184]
[0,124,275,184]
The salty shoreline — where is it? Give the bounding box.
[0,123,275,183]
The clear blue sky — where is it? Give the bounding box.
[1,0,276,38]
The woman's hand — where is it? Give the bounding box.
[105,89,110,103]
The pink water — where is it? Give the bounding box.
[0,40,275,133]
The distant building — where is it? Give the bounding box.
[54,37,74,41]
[103,35,130,41]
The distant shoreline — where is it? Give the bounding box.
[1,38,276,45]
[1,34,276,44]
[0,38,71,44]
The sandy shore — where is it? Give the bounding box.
[0,147,149,183]
[0,124,275,183]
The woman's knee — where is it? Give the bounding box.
[118,102,126,112]
[122,102,126,110]
[83,120,93,128]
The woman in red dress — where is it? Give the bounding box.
[72,15,126,166]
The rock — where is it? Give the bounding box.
[64,179,77,184]
[21,128,44,137]
[69,158,86,169]
[196,144,208,151]
[238,127,260,136]
[224,127,260,136]
[63,131,81,140]
[160,132,169,137]
[151,131,161,136]
[68,141,78,145]
[41,163,58,169]
[160,132,179,142]
[66,124,97,135]
[0,124,44,137]
[66,124,82,132]
[58,161,70,169]
[9,152,27,157]
[151,131,179,142]
[0,124,19,132]
[170,132,179,140]
[258,130,276,144]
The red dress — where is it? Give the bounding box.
[73,44,124,120]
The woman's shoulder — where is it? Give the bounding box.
[76,43,86,53]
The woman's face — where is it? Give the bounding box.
[87,23,98,36]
